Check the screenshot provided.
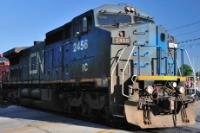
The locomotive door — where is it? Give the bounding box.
[157,27,168,75]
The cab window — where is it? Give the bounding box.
[98,13,131,26]
[73,15,93,37]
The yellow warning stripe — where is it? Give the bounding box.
[137,75,186,81]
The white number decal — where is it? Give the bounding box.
[73,39,88,52]
[82,63,88,72]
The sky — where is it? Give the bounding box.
[0,0,200,69]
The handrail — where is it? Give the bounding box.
[184,49,198,93]
[185,50,196,83]
[121,46,136,98]
[111,46,128,76]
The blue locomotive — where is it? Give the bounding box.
[2,4,196,128]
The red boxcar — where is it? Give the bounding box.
[0,54,9,82]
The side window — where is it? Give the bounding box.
[82,16,93,33]
[73,15,93,37]
[160,33,166,42]
[82,17,88,33]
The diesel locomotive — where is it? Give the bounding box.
[1,4,196,128]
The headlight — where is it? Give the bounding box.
[130,7,136,13]
[172,82,177,88]
[178,86,185,94]
[125,7,136,13]
[146,85,154,94]
[125,7,131,12]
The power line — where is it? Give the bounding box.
[177,37,200,44]
[168,20,200,31]
[181,43,200,48]
[175,29,200,37]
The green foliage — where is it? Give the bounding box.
[178,64,193,76]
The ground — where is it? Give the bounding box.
[0,102,199,133]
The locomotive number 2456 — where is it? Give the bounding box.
[73,39,88,52]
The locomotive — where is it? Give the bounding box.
[2,4,196,128]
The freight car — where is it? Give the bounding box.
[2,4,196,128]
[0,54,9,98]
[0,54,9,82]
[0,54,9,83]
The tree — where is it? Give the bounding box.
[178,64,193,76]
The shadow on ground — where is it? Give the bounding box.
[0,104,199,133]
[0,105,109,129]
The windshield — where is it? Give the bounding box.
[98,13,131,26]
[134,16,154,24]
